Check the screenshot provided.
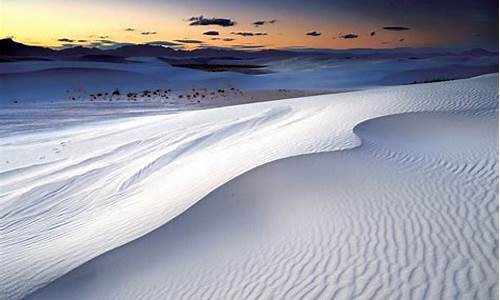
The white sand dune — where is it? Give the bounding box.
[1,54,496,104]
[30,110,498,300]
[0,74,498,299]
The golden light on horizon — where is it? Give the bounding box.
[1,0,488,50]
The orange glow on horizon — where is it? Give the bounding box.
[1,0,466,50]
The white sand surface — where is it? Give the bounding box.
[1,74,498,299]
[30,110,498,300]
[1,54,496,104]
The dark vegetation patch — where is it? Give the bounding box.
[171,63,272,74]
[411,78,454,84]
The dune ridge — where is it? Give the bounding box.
[0,74,498,299]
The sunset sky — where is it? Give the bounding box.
[1,0,498,50]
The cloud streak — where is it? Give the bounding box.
[98,39,117,44]
[231,32,267,37]
[383,26,410,31]
[306,31,321,36]
[211,37,235,41]
[232,44,265,49]
[87,41,133,49]
[203,31,219,36]
[252,20,276,27]
[174,39,204,44]
[57,38,74,43]
[147,40,181,47]
[340,33,358,39]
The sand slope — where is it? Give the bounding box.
[30,110,498,300]
[1,74,498,299]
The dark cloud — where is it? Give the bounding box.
[383,26,410,31]
[188,16,236,27]
[124,28,135,32]
[203,31,219,36]
[60,43,78,48]
[381,41,391,45]
[231,32,267,37]
[77,39,88,43]
[141,31,157,35]
[99,36,109,39]
[98,39,117,44]
[252,20,276,27]
[370,31,376,36]
[147,40,181,47]
[174,39,204,44]
[340,33,358,39]
[58,38,74,43]
[211,37,235,42]
[232,44,265,49]
[232,32,252,36]
[306,31,321,36]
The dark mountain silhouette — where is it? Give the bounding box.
[0,38,299,60]
[0,38,497,63]
[107,44,180,57]
[58,46,104,56]
[0,38,56,56]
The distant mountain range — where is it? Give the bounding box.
[0,38,498,62]
[0,38,296,61]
